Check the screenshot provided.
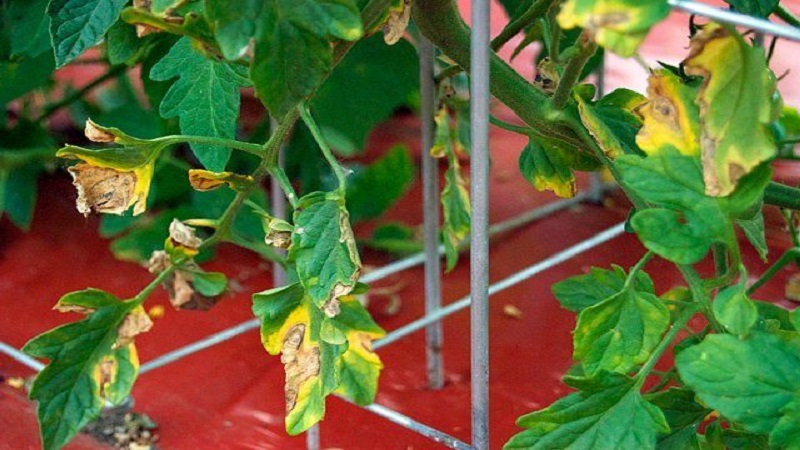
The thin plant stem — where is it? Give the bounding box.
[552,36,597,109]
[160,135,265,157]
[490,115,533,135]
[624,251,654,290]
[300,104,348,191]
[747,247,800,294]
[133,264,178,305]
[635,304,701,387]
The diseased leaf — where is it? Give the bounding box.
[441,151,471,272]
[381,0,412,45]
[332,296,385,405]
[23,290,140,450]
[289,193,361,315]
[47,0,128,67]
[576,88,646,158]
[683,23,778,196]
[519,138,576,198]
[676,331,800,434]
[249,0,363,118]
[557,0,670,57]
[574,285,670,376]
[150,37,250,171]
[346,145,414,222]
[188,169,254,192]
[505,373,668,449]
[635,70,701,157]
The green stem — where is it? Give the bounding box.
[776,4,800,28]
[159,135,265,157]
[300,104,348,191]
[747,247,800,294]
[552,35,597,109]
[635,303,701,387]
[679,264,723,333]
[133,264,178,305]
[268,166,299,208]
[765,181,800,210]
[712,243,728,278]
[490,115,533,135]
[35,65,127,123]
[624,251,654,290]
[546,6,561,62]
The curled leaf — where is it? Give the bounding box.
[683,23,779,196]
[67,164,139,216]
[85,119,116,143]
[635,70,701,156]
[519,138,576,198]
[168,219,202,250]
[188,169,254,192]
[382,0,412,45]
[263,217,294,249]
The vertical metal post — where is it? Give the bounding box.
[470,0,491,447]
[420,37,445,390]
[589,54,605,204]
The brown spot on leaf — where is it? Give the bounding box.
[265,230,292,249]
[169,219,202,249]
[786,273,800,302]
[85,119,116,143]
[281,324,320,413]
[162,269,222,311]
[117,309,153,347]
[382,0,412,45]
[68,164,136,216]
[94,356,117,399]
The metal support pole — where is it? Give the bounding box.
[470,0,491,447]
[420,37,445,391]
[270,118,288,289]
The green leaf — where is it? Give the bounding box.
[505,373,668,449]
[574,286,670,376]
[631,206,721,264]
[676,331,800,434]
[557,0,670,57]
[684,23,778,197]
[519,138,576,198]
[346,145,414,222]
[771,394,800,449]
[191,271,227,297]
[4,163,40,230]
[47,0,128,67]
[712,282,757,336]
[204,0,264,60]
[106,20,139,66]
[552,265,654,312]
[311,35,419,153]
[23,291,136,450]
[6,0,51,58]
[646,388,709,449]
[249,0,363,118]
[724,0,779,17]
[150,37,250,171]
[364,223,423,256]
[0,51,54,104]
[289,193,361,311]
[441,152,471,272]
[576,88,646,159]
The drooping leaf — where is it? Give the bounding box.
[47,0,128,67]
[332,296,385,405]
[6,0,51,58]
[289,192,361,315]
[574,285,670,376]
[346,145,415,222]
[552,265,654,312]
[248,0,363,118]
[676,331,800,434]
[150,37,250,171]
[311,35,419,154]
[505,373,669,449]
[519,138,576,198]
[576,88,646,158]
[188,169,254,192]
[635,70,701,157]
[23,290,140,450]
[441,152,471,272]
[683,23,778,196]
[557,0,670,57]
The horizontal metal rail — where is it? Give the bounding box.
[669,0,800,41]
[0,341,44,371]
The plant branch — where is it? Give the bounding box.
[159,135,265,157]
[635,303,701,387]
[678,264,723,333]
[624,251,654,289]
[490,115,533,135]
[133,263,178,305]
[747,247,800,294]
[765,181,800,210]
[552,34,597,109]
[35,65,128,123]
[300,104,348,191]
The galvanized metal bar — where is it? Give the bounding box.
[348,400,472,450]
[305,423,320,450]
[270,122,288,288]
[420,36,445,391]
[0,341,45,371]
[374,222,626,350]
[668,0,800,41]
[470,0,491,446]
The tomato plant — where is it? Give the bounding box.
[4,0,800,448]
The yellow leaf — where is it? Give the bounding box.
[635,70,701,156]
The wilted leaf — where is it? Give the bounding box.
[289,193,361,316]
[505,373,668,449]
[67,164,140,216]
[557,0,670,57]
[635,70,701,156]
[168,219,202,250]
[117,306,153,347]
[150,37,250,171]
[188,169,254,192]
[683,23,778,196]
[382,0,412,45]
[441,151,471,272]
[676,331,800,434]
[332,296,385,405]
[519,138,576,198]
[576,88,646,159]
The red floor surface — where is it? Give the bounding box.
[5,2,800,449]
